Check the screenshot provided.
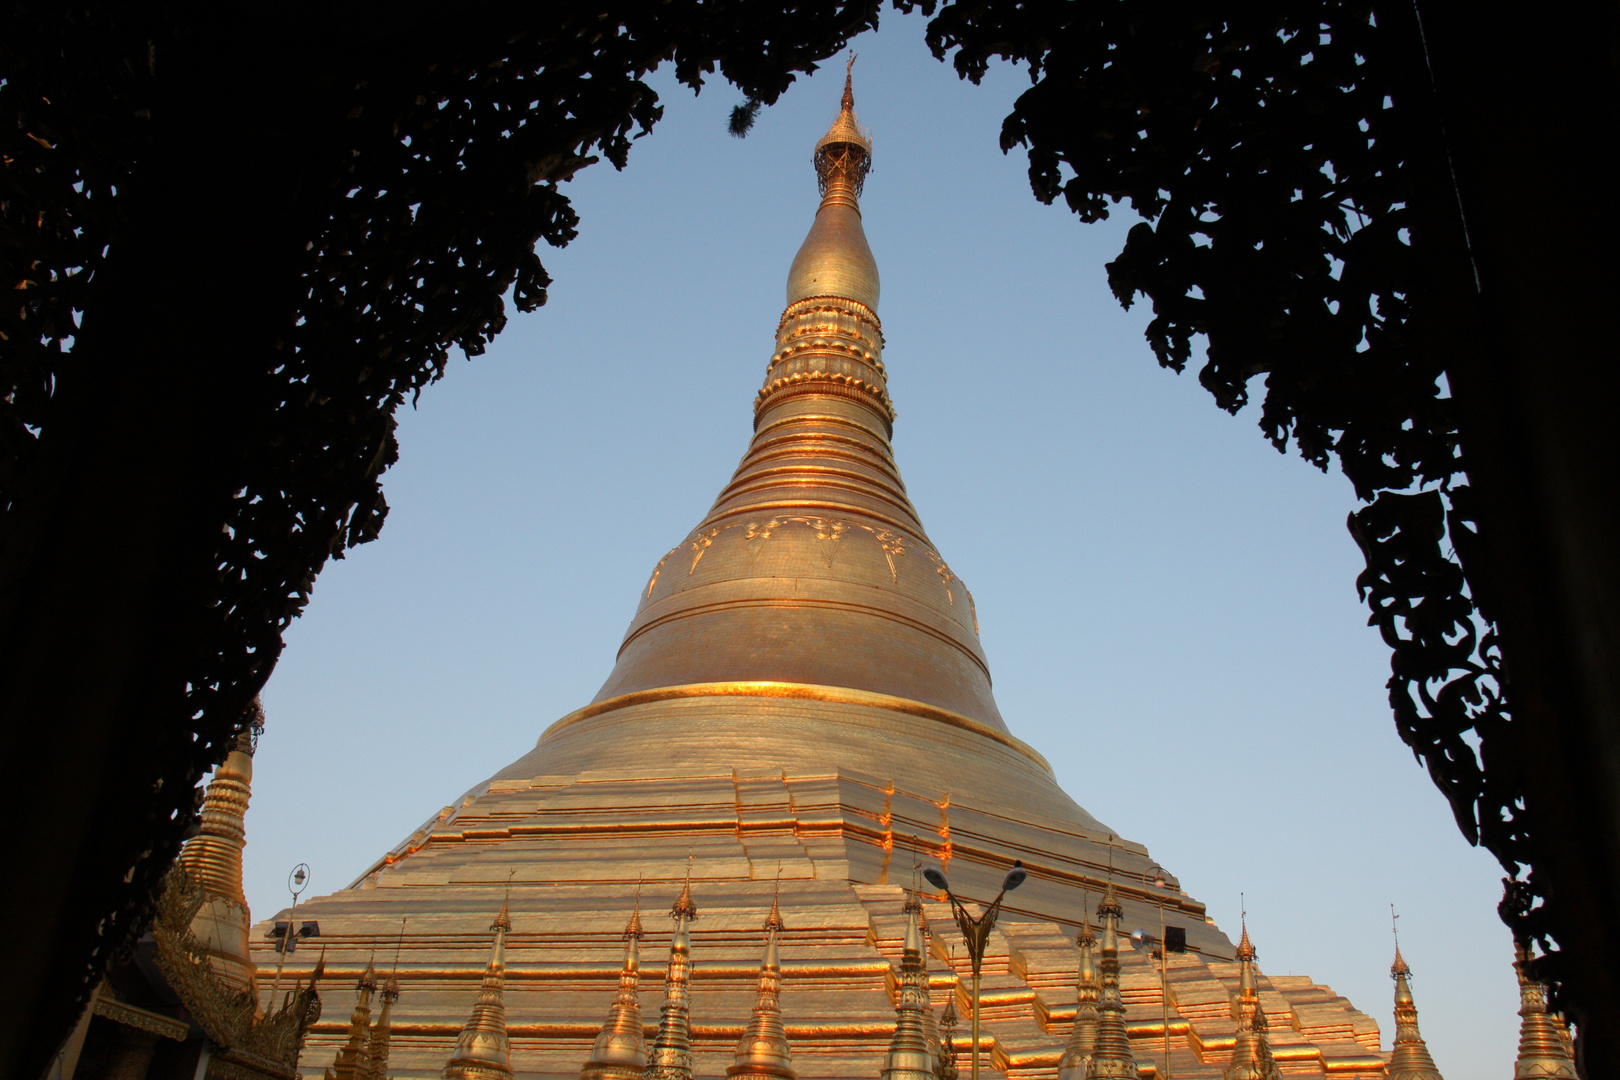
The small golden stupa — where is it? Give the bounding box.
[255,71,1396,1079]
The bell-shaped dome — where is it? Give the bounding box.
[785,202,879,310]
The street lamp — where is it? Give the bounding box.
[267,862,311,1010]
[1150,865,1169,1080]
[923,862,1026,1080]
[1141,866,1185,1080]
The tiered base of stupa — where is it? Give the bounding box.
[252,691,1386,1079]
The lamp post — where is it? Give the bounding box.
[267,862,310,1010]
[923,862,1026,1080]
[1150,865,1169,1080]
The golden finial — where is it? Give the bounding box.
[1237,898,1256,964]
[1389,904,1409,979]
[766,872,785,934]
[672,858,698,922]
[493,870,515,933]
[1097,880,1123,919]
[626,883,645,941]
[813,55,871,201]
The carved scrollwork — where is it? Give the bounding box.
[150,864,322,1080]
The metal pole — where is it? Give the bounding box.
[1158,897,1169,1080]
[267,893,295,1010]
[970,959,981,1080]
[925,864,1022,1080]
[267,863,310,1013]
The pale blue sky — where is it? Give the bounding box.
[248,12,1515,1075]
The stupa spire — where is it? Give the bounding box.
[325,961,379,1080]
[584,69,1016,738]
[443,901,514,1080]
[1084,884,1137,1080]
[177,704,262,993]
[937,996,960,1080]
[1057,901,1099,1080]
[812,55,872,209]
[366,921,406,1080]
[1512,942,1578,1079]
[645,881,698,1080]
[365,973,400,1080]
[783,55,878,311]
[581,902,649,1080]
[1386,942,1444,1080]
[1223,919,1281,1080]
[727,892,794,1080]
[882,892,936,1080]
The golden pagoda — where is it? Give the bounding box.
[1083,886,1136,1080]
[1054,907,1097,1080]
[1512,944,1578,1080]
[254,72,1394,1079]
[1221,924,1281,1080]
[66,704,323,1080]
[443,902,516,1080]
[879,893,935,1080]
[578,905,649,1080]
[727,894,793,1080]
[1386,947,1443,1080]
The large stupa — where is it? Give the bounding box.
[254,73,1394,1080]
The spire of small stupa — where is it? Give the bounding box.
[882,891,936,1080]
[645,877,699,1080]
[325,960,378,1080]
[937,995,960,1080]
[1512,942,1578,1079]
[727,890,794,1080]
[581,899,650,1080]
[1084,883,1137,1080]
[361,920,405,1080]
[1386,916,1444,1080]
[364,972,400,1080]
[1057,898,1099,1080]
[1223,917,1281,1080]
[442,899,515,1080]
[177,703,262,994]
